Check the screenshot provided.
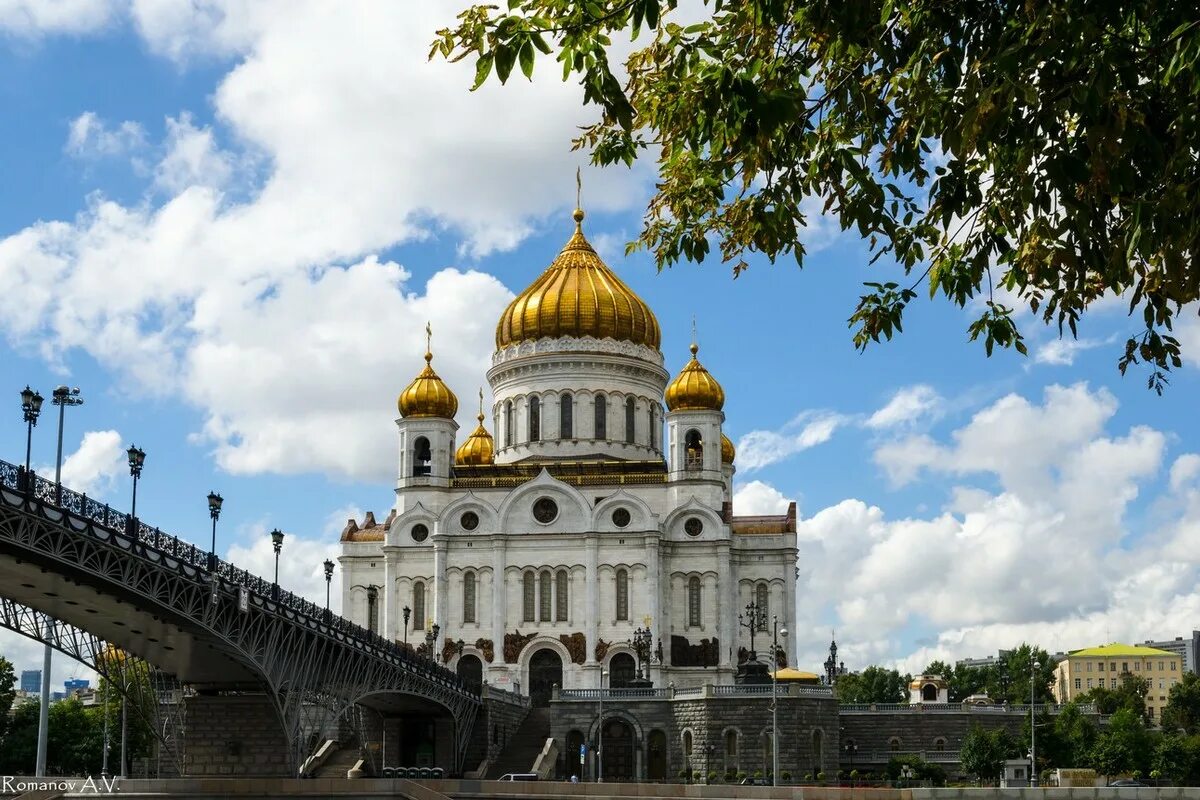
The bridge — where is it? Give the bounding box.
[0,457,480,774]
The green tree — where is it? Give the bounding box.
[432,0,1200,390]
[960,725,1017,783]
[0,699,40,774]
[971,645,1056,705]
[1091,708,1153,778]
[1045,701,1099,769]
[835,665,910,704]
[1079,672,1150,719]
[1162,672,1200,734]
[885,754,947,786]
[0,656,16,741]
[1150,733,1199,784]
[923,659,985,703]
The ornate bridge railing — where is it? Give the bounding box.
[0,458,474,697]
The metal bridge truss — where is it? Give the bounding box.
[0,460,479,773]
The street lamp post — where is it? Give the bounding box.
[402,606,411,647]
[597,668,607,782]
[845,741,858,781]
[323,559,334,613]
[270,529,285,599]
[207,491,223,572]
[631,626,653,687]
[100,678,110,777]
[127,445,145,534]
[425,622,440,661]
[769,615,789,786]
[19,386,43,487]
[51,385,83,504]
[1031,659,1040,787]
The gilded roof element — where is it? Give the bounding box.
[495,209,661,350]
[398,325,459,419]
[665,343,725,411]
[456,390,495,466]
[720,432,736,464]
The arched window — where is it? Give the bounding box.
[684,429,703,470]
[505,401,514,446]
[615,569,629,621]
[683,730,693,759]
[725,729,738,757]
[463,572,476,624]
[812,729,824,772]
[756,583,769,630]
[933,737,946,752]
[413,582,425,631]
[594,395,607,439]
[539,570,552,621]
[625,397,636,443]
[529,396,541,442]
[366,586,379,633]
[648,406,656,450]
[888,737,902,752]
[555,569,568,621]
[922,683,938,702]
[688,577,701,627]
[523,571,535,622]
[413,436,432,476]
[559,392,573,439]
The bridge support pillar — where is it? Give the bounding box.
[183,695,290,777]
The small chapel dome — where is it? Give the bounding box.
[398,333,459,419]
[665,343,725,411]
[456,393,495,465]
[494,208,661,350]
[720,432,736,464]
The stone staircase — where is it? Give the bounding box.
[312,744,365,778]
[485,706,552,779]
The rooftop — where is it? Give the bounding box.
[1068,643,1176,658]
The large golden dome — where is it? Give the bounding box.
[665,343,725,411]
[398,333,459,419]
[495,209,661,350]
[456,392,495,465]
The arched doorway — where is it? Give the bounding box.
[601,717,635,781]
[922,683,938,701]
[566,730,586,781]
[609,653,636,688]
[457,654,483,694]
[647,729,667,781]
[529,648,563,707]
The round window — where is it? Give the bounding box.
[684,517,704,537]
[411,523,429,542]
[460,511,479,531]
[532,497,559,524]
[611,508,631,528]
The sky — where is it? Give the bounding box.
[0,1,1198,690]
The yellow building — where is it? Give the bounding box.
[1054,643,1181,722]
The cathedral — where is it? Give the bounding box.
[339,206,798,706]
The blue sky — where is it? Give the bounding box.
[0,3,1197,687]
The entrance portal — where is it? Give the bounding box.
[529,648,563,707]
[646,729,667,780]
[457,654,483,694]
[601,717,635,781]
[609,653,636,688]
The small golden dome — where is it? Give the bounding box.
[456,391,495,466]
[398,326,459,419]
[721,433,735,464]
[495,209,661,350]
[665,343,725,411]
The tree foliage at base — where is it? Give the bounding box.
[960,725,1017,781]
[432,0,1200,389]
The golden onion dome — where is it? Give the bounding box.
[398,327,459,419]
[665,343,726,411]
[495,208,661,350]
[721,432,736,464]
[456,391,495,466]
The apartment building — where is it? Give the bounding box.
[1054,643,1181,723]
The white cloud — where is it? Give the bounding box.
[732,480,792,515]
[865,384,942,429]
[65,112,146,159]
[0,0,120,36]
[792,383,1183,673]
[153,114,233,194]
[737,412,845,472]
[225,519,342,613]
[1034,335,1110,366]
[34,429,125,498]
[1170,454,1200,493]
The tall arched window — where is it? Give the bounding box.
[594,395,607,439]
[505,401,514,446]
[559,392,573,439]
[529,396,541,441]
[688,577,701,627]
[648,406,656,450]
[413,436,432,476]
[463,572,476,624]
[625,397,636,443]
[413,581,425,631]
[366,586,379,633]
[684,429,703,470]
[539,570,552,621]
[555,569,568,621]
[725,729,738,758]
[756,582,769,630]
[523,571,535,622]
[615,569,629,621]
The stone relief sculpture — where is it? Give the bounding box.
[673,635,720,667]
[559,632,587,665]
[594,638,611,663]
[503,630,536,662]
[475,638,494,663]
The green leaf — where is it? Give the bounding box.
[519,39,535,79]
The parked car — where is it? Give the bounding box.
[740,777,770,785]
[1107,779,1147,787]
[498,773,539,781]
